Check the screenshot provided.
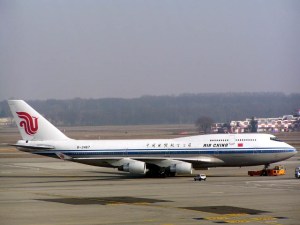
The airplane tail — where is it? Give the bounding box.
[8,100,69,141]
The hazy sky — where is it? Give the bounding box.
[1,0,299,100]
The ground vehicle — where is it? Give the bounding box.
[295,167,300,179]
[194,174,206,181]
[248,165,286,176]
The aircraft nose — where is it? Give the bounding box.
[288,144,297,156]
[291,147,298,155]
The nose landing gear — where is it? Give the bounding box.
[261,164,270,176]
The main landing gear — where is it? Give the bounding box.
[145,166,176,178]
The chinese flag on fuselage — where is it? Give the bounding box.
[238,143,243,147]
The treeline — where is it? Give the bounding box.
[0,93,299,126]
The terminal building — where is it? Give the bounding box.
[231,115,299,133]
[212,109,300,133]
[0,117,14,127]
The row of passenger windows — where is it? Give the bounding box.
[236,139,256,141]
[209,139,257,142]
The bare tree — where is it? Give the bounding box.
[195,116,214,133]
[249,116,258,133]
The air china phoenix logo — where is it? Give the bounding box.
[16,112,39,135]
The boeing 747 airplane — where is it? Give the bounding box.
[8,100,297,177]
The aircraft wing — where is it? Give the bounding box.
[54,153,224,169]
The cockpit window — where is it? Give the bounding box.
[270,136,282,142]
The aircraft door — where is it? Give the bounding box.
[229,135,235,146]
[214,149,219,156]
[165,148,170,157]
[123,146,128,157]
[164,143,170,157]
[252,140,259,154]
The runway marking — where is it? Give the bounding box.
[0,171,12,174]
[245,180,300,191]
[182,206,269,215]
[1,163,40,170]
[195,214,285,224]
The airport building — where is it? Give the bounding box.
[212,110,300,133]
[231,115,299,133]
[0,117,14,127]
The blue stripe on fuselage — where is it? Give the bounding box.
[35,147,295,157]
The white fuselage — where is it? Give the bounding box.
[17,133,297,169]
[9,100,297,176]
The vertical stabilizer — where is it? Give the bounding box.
[8,100,69,141]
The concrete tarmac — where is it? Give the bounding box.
[1,152,300,225]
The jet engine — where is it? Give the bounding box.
[119,160,146,174]
[170,162,192,174]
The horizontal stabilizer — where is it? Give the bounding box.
[11,144,54,150]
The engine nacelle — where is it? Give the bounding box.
[120,160,146,174]
[170,162,192,174]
